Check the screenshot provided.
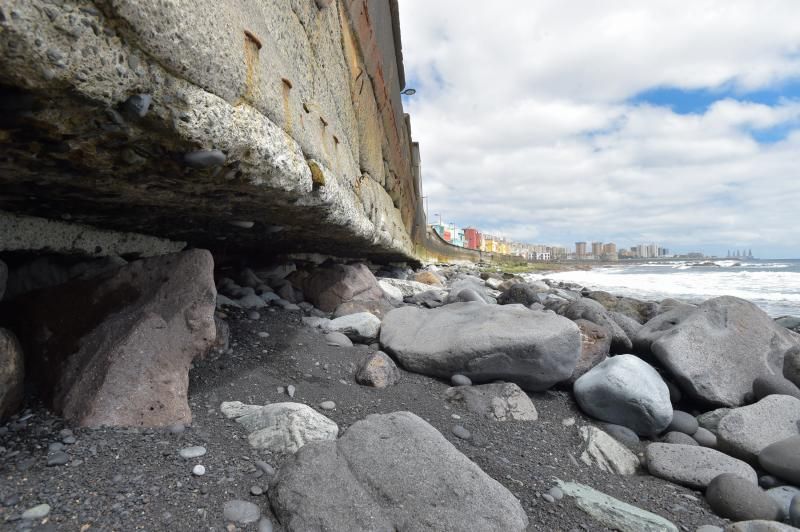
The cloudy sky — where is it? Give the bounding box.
[397,1,800,258]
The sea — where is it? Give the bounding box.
[525,258,800,318]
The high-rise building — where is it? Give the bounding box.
[575,242,587,258]
[602,243,617,255]
[591,242,603,258]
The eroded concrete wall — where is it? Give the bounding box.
[0,0,420,262]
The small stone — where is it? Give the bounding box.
[47,451,69,466]
[258,518,274,532]
[759,475,784,489]
[179,446,207,459]
[22,503,51,520]
[661,431,698,446]
[451,374,472,386]
[325,331,353,348]
[48,442,65,452]
[692,427,717,448]
[63,435,77,445]
[184,149,226,168]
[223,499,260,524]
[257,332,269,338]
[123,93,152,117]
[59,429,74,438]
[167,422,185,434]
[666,410,698,435]
[548,487,564,500]
[542,493,555,503]
[562,417,575,426]
[248,311,260,320]
[705,473,781,522]
[318,401,336,410]
[192,464,206,476]
[254,460,275,477]
[286,385,296,398]
[452,425,471,440]
[229,220,255,229]
[250,485,263,496]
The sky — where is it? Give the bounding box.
[397,1,800,258]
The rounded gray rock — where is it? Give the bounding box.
[752,375,800,401]
[325,331,353,347]
[791,494,800,527]
[758,435,800,485]
[661,431,698,446]
[184,149,226,168]
[667,410,699,435]
[598,423,640,448]
[179,446,207,459]
[574,355,673,436]
[452,425,471,440]
[766,485,800,520]
[223,500,260,524]
[705,473,781,522]
[693,427,718,448]
[451,374,472,387]
[717,395,800,462]
[646,444,757,489]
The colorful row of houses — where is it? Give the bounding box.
[430,222,567,260]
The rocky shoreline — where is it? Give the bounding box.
[1,253,800,531]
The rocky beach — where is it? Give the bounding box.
[2,253,800,531]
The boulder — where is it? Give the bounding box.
[445,277,494,304]
[377,277,433,298]
[706,474,781,522]
[377,280,403,305]
[0,328,24,420]
[758,436,800,485]
[599,423,641,448]
[698,408,733,434]
[609,311,643,343]
[498,283,540,306]
[449,288,486,304]
[326,312,381,343]
[445,383,538,421]
[355,351,400,388]
[776,316,800,334]
[649,297,799,406]
[220,401,338,454]
[632,307,694,355]
[562,298,632,353]
[294,263,383,313]
[587,292,657,324]
[766,486,800,521]
[657,298,697,315]
[414,271,444,287]
[753,374,800,401]
[717,395,800,461]
[784,346,800,388]
[380,303,581,392]
[409,289,447,308]
[579,426,639,474]
[645,443,757,489]
[269,412,529,531]
[333,299,395,319]
[574,355,673,436]
[564,319,611,384]
[9,250,216,427]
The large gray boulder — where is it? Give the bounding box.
[717,395,800,461]
[498,283,540,306]
[574,355,673,436]
[380,303,581,391]
[445,277,494,304]
[562,298,632,353]
[645,443,757,489]
[649,297,799,406]
[269,411,529,531]
[0,328,24,420]
[293,263,383,313]
[632,306,694,355]
[759,436,800,485]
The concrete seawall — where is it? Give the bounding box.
[0,0,423,262]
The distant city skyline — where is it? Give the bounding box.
[400,1,800,259]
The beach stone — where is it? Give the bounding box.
[694,427,718,448]
[783,346,800,388]
[759,475,784,489]
[758,435,800,485]
[380,303,581,392]
[295,263,383,313]
[791,494,800,527]
[239,293,267,309]
[452,424,471,440]
[220,401,338,454]
[47,451,69,466]
[645,444,757,489]
[414,271,444,287]
[725,521,800,532]
[11,250,216,427]
[379,277,434,298]
[318,401,336,410]
[355,351,400,388]
[766,486,800,520]
[579,426,639,475]
[445,277,494,304]
[333,299,395,320]
[556,480,678,532]
[192,464,206,476]
[269,411,528,531]
[223,500,260,524]
[258,518,274,532]
[451,374,472,386]
[632,307,695,354]
[753,375,800,400]
[324,331,353,347]
[179,446,207,459]
[449,288,486,304]
[706,474,781,522]
[717,395,800,461]
[599,423,640,448]
[184,149,225,167]
[562,298,632,354]
[565,319,611,384]
[409,289,447,308]
[574,355,673,436]
[668,410,699,435]
[377,279,404,304]
[609,311,643,343]
[445,383,538,422]
[21,503,51,520]
[699,408,733,434]
[647,296,798,406]
[0,328,24,420]
[697,526,724,532]
[497,283,540,306]
[661,431,699,446]
[326,312,381,343]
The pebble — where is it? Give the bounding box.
[452,425,471,440]
[248,311,260,320]
[47,451,69,466]
[286,385,296,398]
[250,485,263,496]
[547,487,564,500]
[542,493,555,503]
[692,427,717,448]
[184,149,226,168]
[695,526,723,532]
[167,423,186,434]
[123,93,152,117]
[258,332,270,338]
[223,500,260,524]
[21,503,51,520]
[179,446,207,459]
[229,220,255,229]
[451,374,472,386]
[59,428,73,439]
[706,473,781,521]
[192,464,206,476]
[258,518,274,532]
[561,417,576,427]
[759,475,785,489]
[48,442,65,452]
[63,435,77,445]
[318,401,336,410]
[254,460,275,477]
[666,410,698,435]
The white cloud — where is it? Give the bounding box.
[399,0,800,256]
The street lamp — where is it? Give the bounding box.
[401,88,416,96]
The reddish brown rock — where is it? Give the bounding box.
[0,328,24,420]
[295,263,383,312]
[414,271,444,287]
[565,319,611,384]
[11,250,216,427]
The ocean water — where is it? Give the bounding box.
[526,259,800,317]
